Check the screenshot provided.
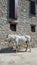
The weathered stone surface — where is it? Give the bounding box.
[0,0,37,49]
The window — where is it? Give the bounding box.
[9,0,18,19]
[29,0,37,3]
[29,1,36,16]
[30,24,36,32]
[36,0,37,4]
[10,24,16,31]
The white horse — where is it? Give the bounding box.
[6,34,31,52]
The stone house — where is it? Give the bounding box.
[0,0,37,49]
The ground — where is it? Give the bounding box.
[0,48,37,65]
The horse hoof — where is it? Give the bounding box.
[25,50,27,52]
[27,49,31,52]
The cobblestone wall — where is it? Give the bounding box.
[0,0,37,49]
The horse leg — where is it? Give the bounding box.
[16,38,19,52]
[25,41,28,52]
[25,44,28,52]
[28,42,31,52]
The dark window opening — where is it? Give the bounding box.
[10,24,16,31]
[30,24,36,32]
[35,0,37,4]
[9,0,15,18]
[29,1,36,16]
[9,0,18,19]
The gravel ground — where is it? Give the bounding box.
[0,48,37,65]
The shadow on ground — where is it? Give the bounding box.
[0,47,26,53]
[0,47,16,53]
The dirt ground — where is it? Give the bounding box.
[0,48,37,65]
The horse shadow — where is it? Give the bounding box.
[0,47,26,53]
[0,47,16,53]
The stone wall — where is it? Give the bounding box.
[0,0,37,49]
